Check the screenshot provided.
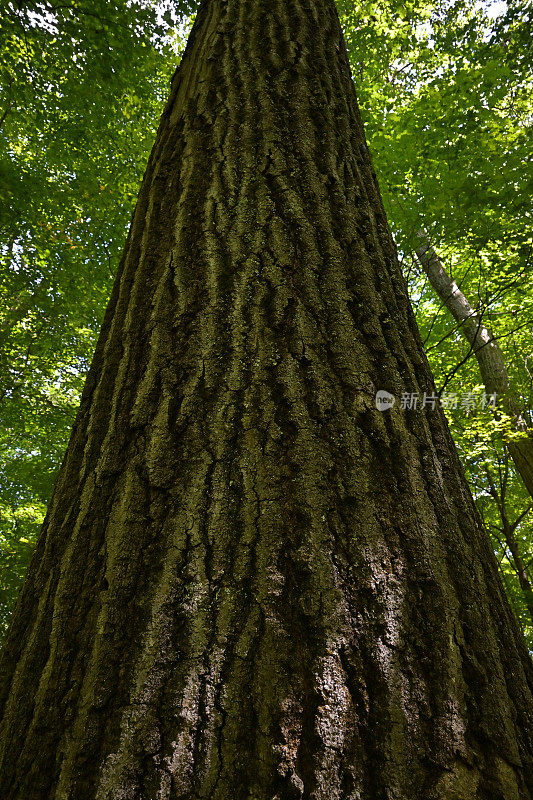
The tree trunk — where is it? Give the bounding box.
[1,2,532,799]
[486,468,533,624]
[505,524,533,623]
[415,231,533,500]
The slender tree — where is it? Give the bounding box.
[415,233,533,624]
[415,232,533,500]
[0,1,532,798]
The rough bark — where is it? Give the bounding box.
[415,231,533,500]
[1,2,532,799]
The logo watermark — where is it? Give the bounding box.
[375,390,396,411]
[375,390,498,412]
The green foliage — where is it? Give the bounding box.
[0,0,193,633]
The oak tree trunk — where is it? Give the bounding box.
[1,2,532,799]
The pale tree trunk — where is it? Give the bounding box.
[0,2,532,799]
[415,233,533,620]
[415,231,533,500]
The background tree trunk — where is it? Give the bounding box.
[1,1,532,799]
[415,231,533,500]
[485,467,533,624]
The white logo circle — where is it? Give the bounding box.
[375,390,396,411]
